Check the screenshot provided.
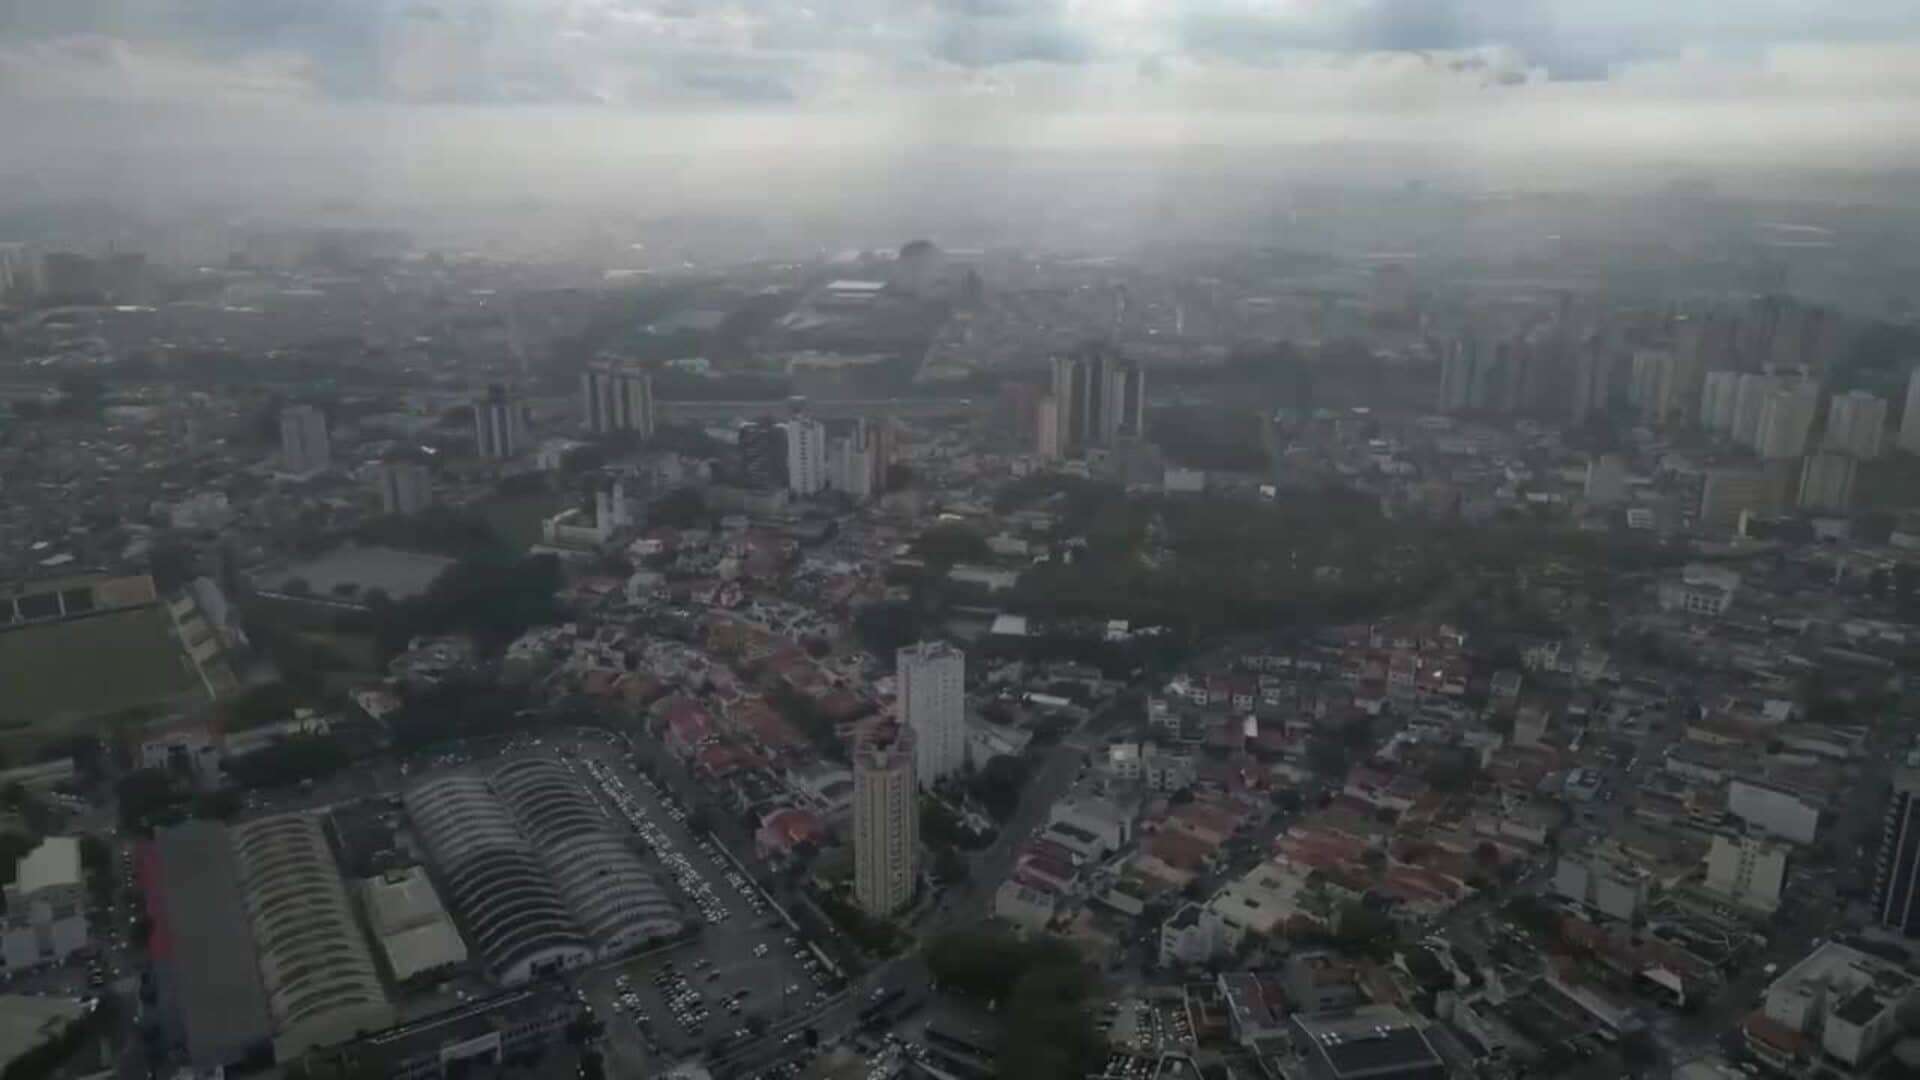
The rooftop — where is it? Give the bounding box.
[1294,1005,1446,1080]
[9,836,79,896]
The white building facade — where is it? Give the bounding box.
[897,642,966,787]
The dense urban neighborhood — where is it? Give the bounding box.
[4,196,1920,1080]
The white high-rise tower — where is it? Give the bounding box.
[896,642,965,788]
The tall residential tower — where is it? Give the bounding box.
[852,726,918,917]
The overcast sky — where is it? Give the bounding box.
[5,2,1920,215]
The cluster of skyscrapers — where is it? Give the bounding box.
[580,360,656,439]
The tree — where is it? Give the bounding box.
[853,602,922,658]
[1307,736,1350,778]
[913,523,990,568]
[967,756,1031,822]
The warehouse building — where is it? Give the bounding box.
[489,757,685,955]
[404,774,593,985]
[230,814,394,1059]
[359,867,469,984]
[147,821,273,1071]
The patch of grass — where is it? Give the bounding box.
[0,606,206,744]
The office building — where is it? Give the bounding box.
[1871,768,1920,937]
[1900,368,1920,455]
[852,726,917,917]
[1755,384,1821,459]
[581,360,655,438]
[1825,390,1888,460]
[279,405,331,475]
[1050,344,1144,455]
[474,384,522,460]
[1798,453,1857,513]
[1,838,88,971]
[372,462,433,515]
[784,416,827,495]
[1700,371,1741,433]
[1703,834,1788,914]
[897,641,965,787]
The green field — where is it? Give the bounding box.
[0,606,206,742]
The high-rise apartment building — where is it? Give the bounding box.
[1826,390,1888,460]
[1900,368,1920,455]
[784,417,827,495]
[897,642,965,788]
[829,432,873,499]
[1799,452,1857,513]
[1628,348,1702,428]
[581,360,655,438]
[474,384,522,460]
[1036,395,1062,460]
[1050,344,1145,456]
[372,462,433,515]
[852,726,918,917]
[738,420,787,491]
[279,405,331,475]
[1754,385,1820,459]
[1732,373,1786,448]
[863,419,897,494]
[1872,768,1920,937]
[1700,371,1741,434]
[1569,340,1616,424]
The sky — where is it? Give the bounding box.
[5,2,1920,219]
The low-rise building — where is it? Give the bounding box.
[1,838,87,971]
[1701,834,1788,914]
[1728,778,1821,846]
[1159,902,1228,967]
[1745,942,1918,1075]
[360,867,469,984]
[992,882,1057,936]
[1290,1004,1447,1080]
[1552,850,1650,922]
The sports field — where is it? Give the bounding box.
[0,606,206,737]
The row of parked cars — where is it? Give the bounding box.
[581,757,730,924]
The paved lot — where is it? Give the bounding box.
[559,738,840,1071]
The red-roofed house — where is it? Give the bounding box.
[657,696,714,759]
[1015,851,1078,894]
[755,807,826,862]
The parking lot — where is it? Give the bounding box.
[1097,997,1194,1056]
[563,740,841,1069]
